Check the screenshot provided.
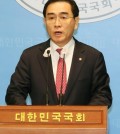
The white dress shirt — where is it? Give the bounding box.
[50,38,75,82]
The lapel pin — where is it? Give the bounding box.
[79,58,82,61]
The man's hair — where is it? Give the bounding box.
[43,0,79,18]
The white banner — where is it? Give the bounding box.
[16,0,120,23]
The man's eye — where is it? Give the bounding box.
[61,16,67,19]
[48,17,55,20]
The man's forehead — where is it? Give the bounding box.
[46,2,72,13]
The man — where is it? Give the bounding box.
[5,0,112,108]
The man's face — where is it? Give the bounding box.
[44,2,79,47]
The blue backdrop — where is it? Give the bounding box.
[0,1,120,133]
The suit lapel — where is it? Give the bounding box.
[37,40,58,104]
[63,41,86,103]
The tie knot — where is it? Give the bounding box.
[56,48,62,55]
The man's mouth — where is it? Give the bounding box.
[54,31,62,36]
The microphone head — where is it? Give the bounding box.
[47,50,50,54]
[43,47,51,57]
[60,49,67,58]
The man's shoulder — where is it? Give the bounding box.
[24,40,50,52]
[75,38,101,54]
[19,40,50,59]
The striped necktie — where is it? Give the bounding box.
[56,48,67,97]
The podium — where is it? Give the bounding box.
[0,106,107,134]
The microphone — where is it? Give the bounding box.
[44,48,51,105]
[59,51,66,106]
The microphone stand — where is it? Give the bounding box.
[59,54,65,106]
[46,50,50,105]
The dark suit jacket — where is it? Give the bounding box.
[5,38,112,108]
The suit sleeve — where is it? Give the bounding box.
[88,52,112,108]
[5,50,30,105]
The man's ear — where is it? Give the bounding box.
[74,17,80,30]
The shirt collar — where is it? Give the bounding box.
[50,37,75,55]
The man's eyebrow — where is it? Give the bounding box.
[46,12,69,16]
[46,13,55,16]
[60,12,69,15]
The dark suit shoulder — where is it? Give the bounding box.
[23,39,50,53]
[18,40,50,62]
[75,39,102,56]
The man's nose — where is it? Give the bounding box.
[54,17,62,27]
